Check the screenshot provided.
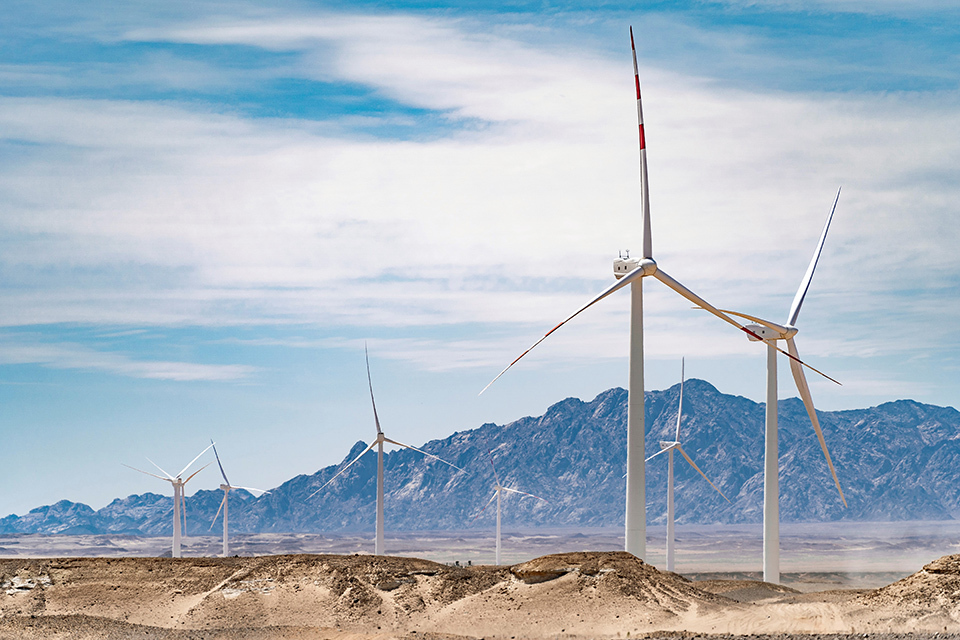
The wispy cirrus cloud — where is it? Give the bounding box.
[0,339,255,381]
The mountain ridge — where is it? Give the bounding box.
[4,380,960,535]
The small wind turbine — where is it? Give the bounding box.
[209,441,269,557]
[646,359,729,571]
[123,443,213,558]
[308,345,465,555]
[480,26,830,560]
[712,188,847,584]
[475,458,547,565]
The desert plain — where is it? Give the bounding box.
[2,523,960,639]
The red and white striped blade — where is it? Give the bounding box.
[480,265,642,394]
[630,26,653,260]
[473,490,499,521]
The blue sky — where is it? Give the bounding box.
[2,0,959,517]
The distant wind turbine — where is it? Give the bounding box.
[712,188,847,584]
[475,457,548,565]
[209,440,269,557]
[646,359,729,571]
[480,26,829,560]
[308,345,465,555]
[123,443,212,558]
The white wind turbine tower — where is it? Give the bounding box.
[475,458,548,565]
[123,443,213,558]
[646,358,729,571]
[715,189,847,584]
[481,26,827,559]
[210,441,269,558]
[309,345,465,555]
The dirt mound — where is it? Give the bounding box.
[418,551,735,638]
[0,554,509,633]
[862,554,960,610]
[694,579,801,603]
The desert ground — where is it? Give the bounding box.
[2,549,960,639]
[3,524,960,639]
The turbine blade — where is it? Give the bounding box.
[178,442,214,479]
[211,440,230,486]
[630,25,653,260]
[676,446,730,503]
[473,490,498,521]
[480,266,642,394]
[383,437,465,473]
[711,309,790,335]
[786,338,847,507]
[306,441,377,500]
[660,269,841,385]
[210,492,227,530]
[183,462,211,484]
[644,446,673,463]
[490,457,502,486]
[146,458,175,480]
[788,187,841,327]
[122,463,172,482]
[233,486,269,495]
[501,486,548,502]
[675,357,685,442]
[365,343,383,435]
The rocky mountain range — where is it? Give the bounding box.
[4,380,960,536]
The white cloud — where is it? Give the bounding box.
[0,11,957,381]
[0,340,255,381]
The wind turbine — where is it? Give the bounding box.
[711,188,846,584]
[209,441,269,558]
[123,443,213,558]
[645,358,729,571]
[308,345,465,555]
[475,458,548,565]
[480,26,829,559]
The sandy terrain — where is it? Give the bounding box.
[2,551,960,639]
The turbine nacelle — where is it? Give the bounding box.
[613,251,657,280]
[743,323,798,341]
[220,484,230,492]
[659,440,680,451]
[613,252,657,280]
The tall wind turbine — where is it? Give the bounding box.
[210,441,269,558]
[475,458,548,565]
[480,27,827,559]
[123,443,212,558]
[646,358,729,571]
[714,189,846,584]
[309,345,465,555]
